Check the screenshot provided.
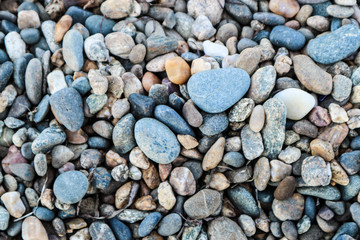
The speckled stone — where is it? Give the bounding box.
[307,24,360,64]
[134,118,180,164]
[184,189,221,219]
[53,171,89,204]
[199,112,229,136]
[208,217,247,239]
[31,127,66,154]
[138,212,162,237]
[187,68,250,113]
[112,113,136,154]
[272,193,304,221]
[227,186,259,217]
[262,98,287,159]
[297,186,341,200]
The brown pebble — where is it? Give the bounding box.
[202,137,225,171]
[165,56,191,84]
[135,195,156,211]
[308,106,331,127]
[236,48,261,75]
[65,129,88,144]
[141,162,160,189]
[142,72,161,92]
[105,150,126,168]
[115,181,132,209]
[54,15,73,42]
[177,134,199,149]
[310,139,335,161]
[269,0,300,18]
[274,176,296,200]
[182,99,203,127]
[249,105,265,133]
[159,163,172,181]
[317,123,349,151]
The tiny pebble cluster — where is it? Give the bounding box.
[0,0,360,239]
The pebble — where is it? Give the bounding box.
[113,113,136,154]
[0,61,14,92]
[225,3,252,25]
[138,212,162,237]
[22,216,48,240]
[208,217,247,239]
[63,30,84,71]
[187,0,224,25]
[202,137,225,170]
[236,48,261,75]
[272,193,304,221]
[310,139,334,161]
[20,28,40,44]
[227,186,259,217]
[100,0,141,19]
[158,181,176,210]
[297,185,341,200]
[18,10,40,29]
[262,98,287,159]
[270,159,292,182]
[31,126,66,154]
[278,146,301,164]
[169,167,196,196]
[89,222,116,240]
[269,0,300,18]
[274,88,315,120]
[0,206,9,231]
[253,12,286,25]
[293,54,332,95]
[241,125,264,160]
[247,66,276,103]
[105,32,135,59]
[188,68,250,113]
[50,87,84,132]
[274,176,297,200]
[165,56,191,85]
[253,157,270,191]
[307,24,360,64]
[109,218,132,240]
[86,94,108,114]
[85,15,115,36]
[332,75,352,102]
[306,15,329,31]
[191,15,216,41]
[41,20,60,53]
[47,70,66,94]
[84,34,109,62]
[327,5,354,18]
[54,15,72,42]
[269,25,305,51]
[53,171,89,204]
[4,32,26,61]
[134,118,180,164]
[157,213,182,236]
[1,192,26,218]
[184,189,221,219]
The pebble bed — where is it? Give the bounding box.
[0,0,360,239]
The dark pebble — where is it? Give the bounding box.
[85,15,115,36]
[138,212,162,237]
[109,218,132,240]
[129,93,156,119]
[33,207,55,221]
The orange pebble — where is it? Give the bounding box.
[165,56,191,85]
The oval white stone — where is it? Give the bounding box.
[274,88,316,120]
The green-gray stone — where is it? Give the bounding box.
[297,186,341,200]
[227,186,259,217]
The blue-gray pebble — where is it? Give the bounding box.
[0,61,13,92]
[63,30,84,71]
[65,6,93,24]
[227,186,259,217]
[199,112,229,136]
[49,87,84,132]
[270,25,306,51]
[138,212,162,237]
[85,15,115,36]
[20,28,40,44]
[307,24,360,64]
[154,105,194,136]
[33,207,55,221]
[112,113,136,154]
[134,118,180,164]
[253,12,285,26]
[187,68,250,113]
[109,218,132,240]
[53,171,89,204]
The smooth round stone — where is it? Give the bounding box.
[332,222,359,240]
[20,28,40,44]
[187,68,250,114]
[247,66,276,104]
[148,84,168,105]
[113,113,136,154]
[199,112,228,136]
[157,213,182,236]
[191,15,216,41]
[225,3,252,25]
[237,38,258,52]
[134,118,180,164]
[340,174,360,201]
[223,151,245,168]
[109,218,132,240]
[4,117,25,129]
[25,58,42,105]
[332,75,352,102]
[22,216,48,240]
[90,222,116,240]
[50,88,84,132]
[9,163,34,181]
[262,98,287,159]
[270,25,306,51]
[47,70,67,94]
[350,137,360,150]
[62,29,84,71]
[297,186,341,200]
[307,24,360,65]
[168,93,185,111]
[208,217,247,239]
[85,15,115,36]
[253,12,286,25]
[0,206,9,230]
[274,88,315,120]
[227,186,259,217]
[138,212,162,237]
[1,20,19,34]
[41,20,61,53]
[4,32,26,61]
[33,95,50,123]
[154,105,194,136]
[0,61,13,92]
[31,127,66,154]
[33,207,55,221]
[272,193,304,221]
[327,5,354,18]
[0,50,9,64]
[53,171,89,204]
[184,189,221,219]
[71,77,91,95]
[65,6,93,25]
[13,57,26,90]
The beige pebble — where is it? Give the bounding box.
[54,15,72,42]
[177,134,199,149]
[22,216,49,240]
[129,147,150,169]
[1,191,26,218]
[249,105,265,132]
[158,181,176,210]
[202,137,225,171]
